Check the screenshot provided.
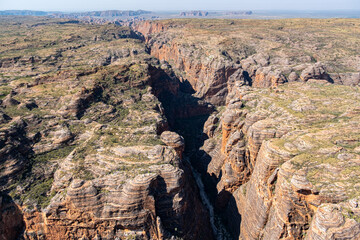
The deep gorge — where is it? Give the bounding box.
[1,17,360,240]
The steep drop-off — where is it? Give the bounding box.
[135,19,360,106]
[0,17,214,240]
[135,19,360,240]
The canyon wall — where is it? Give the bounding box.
[135,20,360,239]
[194,82,360,239]
[0,63,214,239]
[135,20,360,107]
[0,18,214,240]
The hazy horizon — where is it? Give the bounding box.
[0,0,359,12]
[1,9,360,12]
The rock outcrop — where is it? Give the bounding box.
[135,18,360,239]
[24,161,211,239]
[0,18,213,240]
[135,19,360,107]
[199,82,360,239]
[0,118,32,188]
[160,131,185,158]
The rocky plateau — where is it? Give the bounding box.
[0,16,360,240]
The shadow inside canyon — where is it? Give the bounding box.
[149,64,240,239]
[150,175,182,238]
[0,192,25,240]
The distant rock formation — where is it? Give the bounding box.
[0,10,49,16]
[0,10,151,17]
[225,11,253,15]
[179,10,252,17]
[180,11,209,17]
[52,10,151,18]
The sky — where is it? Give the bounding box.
[0,0,359,12]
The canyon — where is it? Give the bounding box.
[0,16,360,240]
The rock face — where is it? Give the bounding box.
[300,63,331,82]
[24,161,210,239]
[306,203,360,240]
[135,19,360,106]
[0,18,213,240]
[160,131,185,158]
[136,33,239,105]
[198,82,360,239]
[135,21,166,41]
[0,193,24,240]
[0,118,32,188]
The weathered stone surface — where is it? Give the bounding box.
[306,203,360,240]
[199,81,360,239]
[288,71,299,82]
[24,161,211,239]
[135,19,360,108]
[0,118,32,188]
[160,131,185,158]
[300,63,331,82]
[2,93,20,107]
[0,18,214,240]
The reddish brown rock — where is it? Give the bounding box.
[24,162,213,240]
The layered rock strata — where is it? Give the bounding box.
[135,19,360,106]
[0,18,213,240]
[200,82,360,239]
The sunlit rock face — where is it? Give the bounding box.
[0,17,213,240]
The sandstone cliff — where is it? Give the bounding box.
[199,82,360,239]
[133,20,360,238]
[0,17,213,240]
[135,19,360,106]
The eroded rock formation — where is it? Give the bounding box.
[135,19,360,107]
[0,18,213,240]
[198,82,360,239]
[1,16,360,240]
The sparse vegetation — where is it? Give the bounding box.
[32,145,76,163]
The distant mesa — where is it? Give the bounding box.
[180,11,209,17]
[52,10,152,18]
[0,10,152,18]
[179,10,253,17]
[225,11,253,15]
[0,9,253,20]
[0,10,49,16]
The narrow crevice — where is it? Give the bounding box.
[148,63,234,239]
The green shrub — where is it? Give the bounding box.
[33,145,76,163]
